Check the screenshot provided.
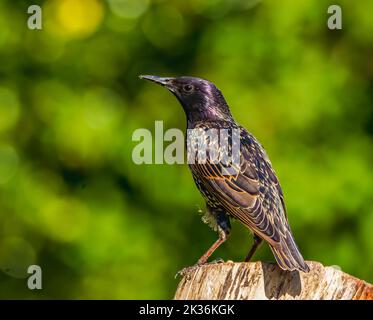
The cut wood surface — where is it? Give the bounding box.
[174,261,373,300]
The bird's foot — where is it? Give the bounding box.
[175,258,225,279]
[210,257,225,264]
[175,264,201,279]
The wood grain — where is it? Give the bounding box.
[174,261,373,300]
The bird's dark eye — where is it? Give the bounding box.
[183,84,193,92]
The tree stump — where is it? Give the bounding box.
[174,261,373,300]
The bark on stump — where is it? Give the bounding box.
[174,261,373,300]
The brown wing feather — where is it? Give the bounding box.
[189,127,288,246]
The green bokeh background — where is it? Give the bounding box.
[0,0,372,299]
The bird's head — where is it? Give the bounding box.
[139,75,233,125]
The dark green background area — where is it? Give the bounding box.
[0,0,372,299]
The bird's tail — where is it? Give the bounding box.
[269,231,310,273]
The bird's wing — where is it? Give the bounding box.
[190,129,288,246]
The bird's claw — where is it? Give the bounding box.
[210,258,225,264]
[175,258,225,279]
[175,264,201,279]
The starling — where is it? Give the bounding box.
[140,75,309,272]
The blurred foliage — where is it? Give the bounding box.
[0,0,372,299]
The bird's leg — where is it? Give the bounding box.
[176,210,230,277]
[197,226,228,265]
[197,210,231,264]
[245,234,263,262]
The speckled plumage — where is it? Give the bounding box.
[140,75,309,272]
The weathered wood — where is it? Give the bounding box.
[174,261,373,300]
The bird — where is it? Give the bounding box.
[139,75,309,273]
